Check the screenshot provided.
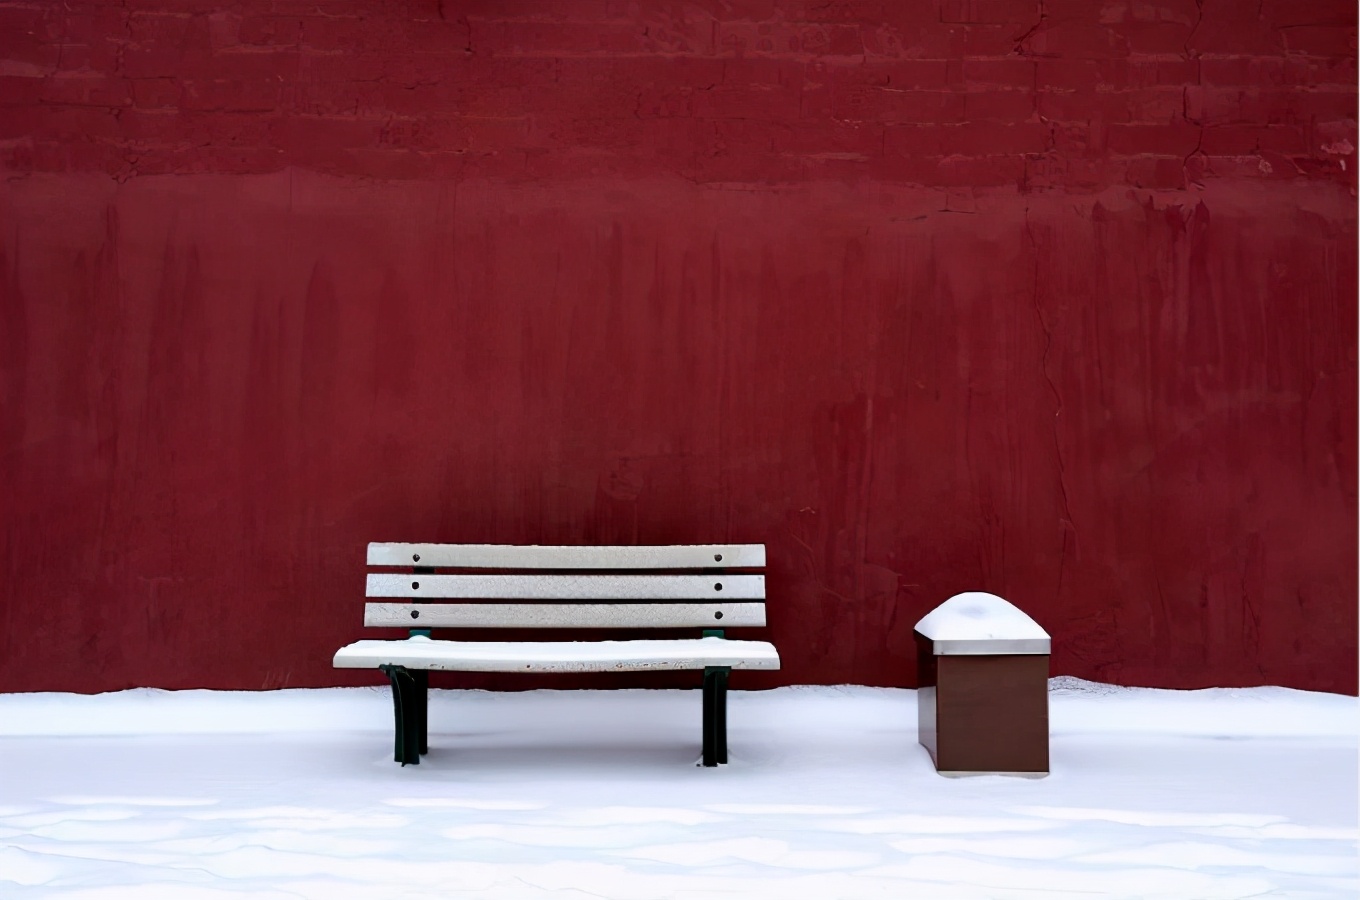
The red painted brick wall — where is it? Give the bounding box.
[1,1,1355,693]
[3,1,1356,189]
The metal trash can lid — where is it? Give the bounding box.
[914,592,1051,655]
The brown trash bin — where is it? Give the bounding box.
[914,592,1051,777]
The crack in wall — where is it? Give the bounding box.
[1183,0,1206,58]
[1183,110,1207,186]
[1011,1,1047,55]
[1024,204,1076,601]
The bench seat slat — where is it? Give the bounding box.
[367,543,766,569]
[368,573,764,601]
[365,602,766,628]
[333,637,782,673]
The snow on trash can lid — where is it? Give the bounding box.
[913,592,1051,656]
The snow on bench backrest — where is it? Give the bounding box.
[363,543,767,630]
[367,544,766,569]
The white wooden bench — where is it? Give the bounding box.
[333,543,781,767]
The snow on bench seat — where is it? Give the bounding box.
[333,636,782,673]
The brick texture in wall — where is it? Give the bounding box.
[0,0,1354,190]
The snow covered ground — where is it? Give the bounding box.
[0,679,1355,899]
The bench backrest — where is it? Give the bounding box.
[364,543,767,630]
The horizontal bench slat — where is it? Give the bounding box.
[364,602,766,629]
[367,573,765,601]
[367,543,765,569]
[333,637,782,672]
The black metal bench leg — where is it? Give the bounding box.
[380,664,421,766]
[413,669,429,756]
[702,666,731,767]
[702,669,715,767]
[715,667,729,764]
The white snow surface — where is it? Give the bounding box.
[914,591,1050,644]
[0,679,1354,899]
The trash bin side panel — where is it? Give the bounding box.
[936,654,1049,774]
[915,633,939,765]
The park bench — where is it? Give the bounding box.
[333,543,781,767]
